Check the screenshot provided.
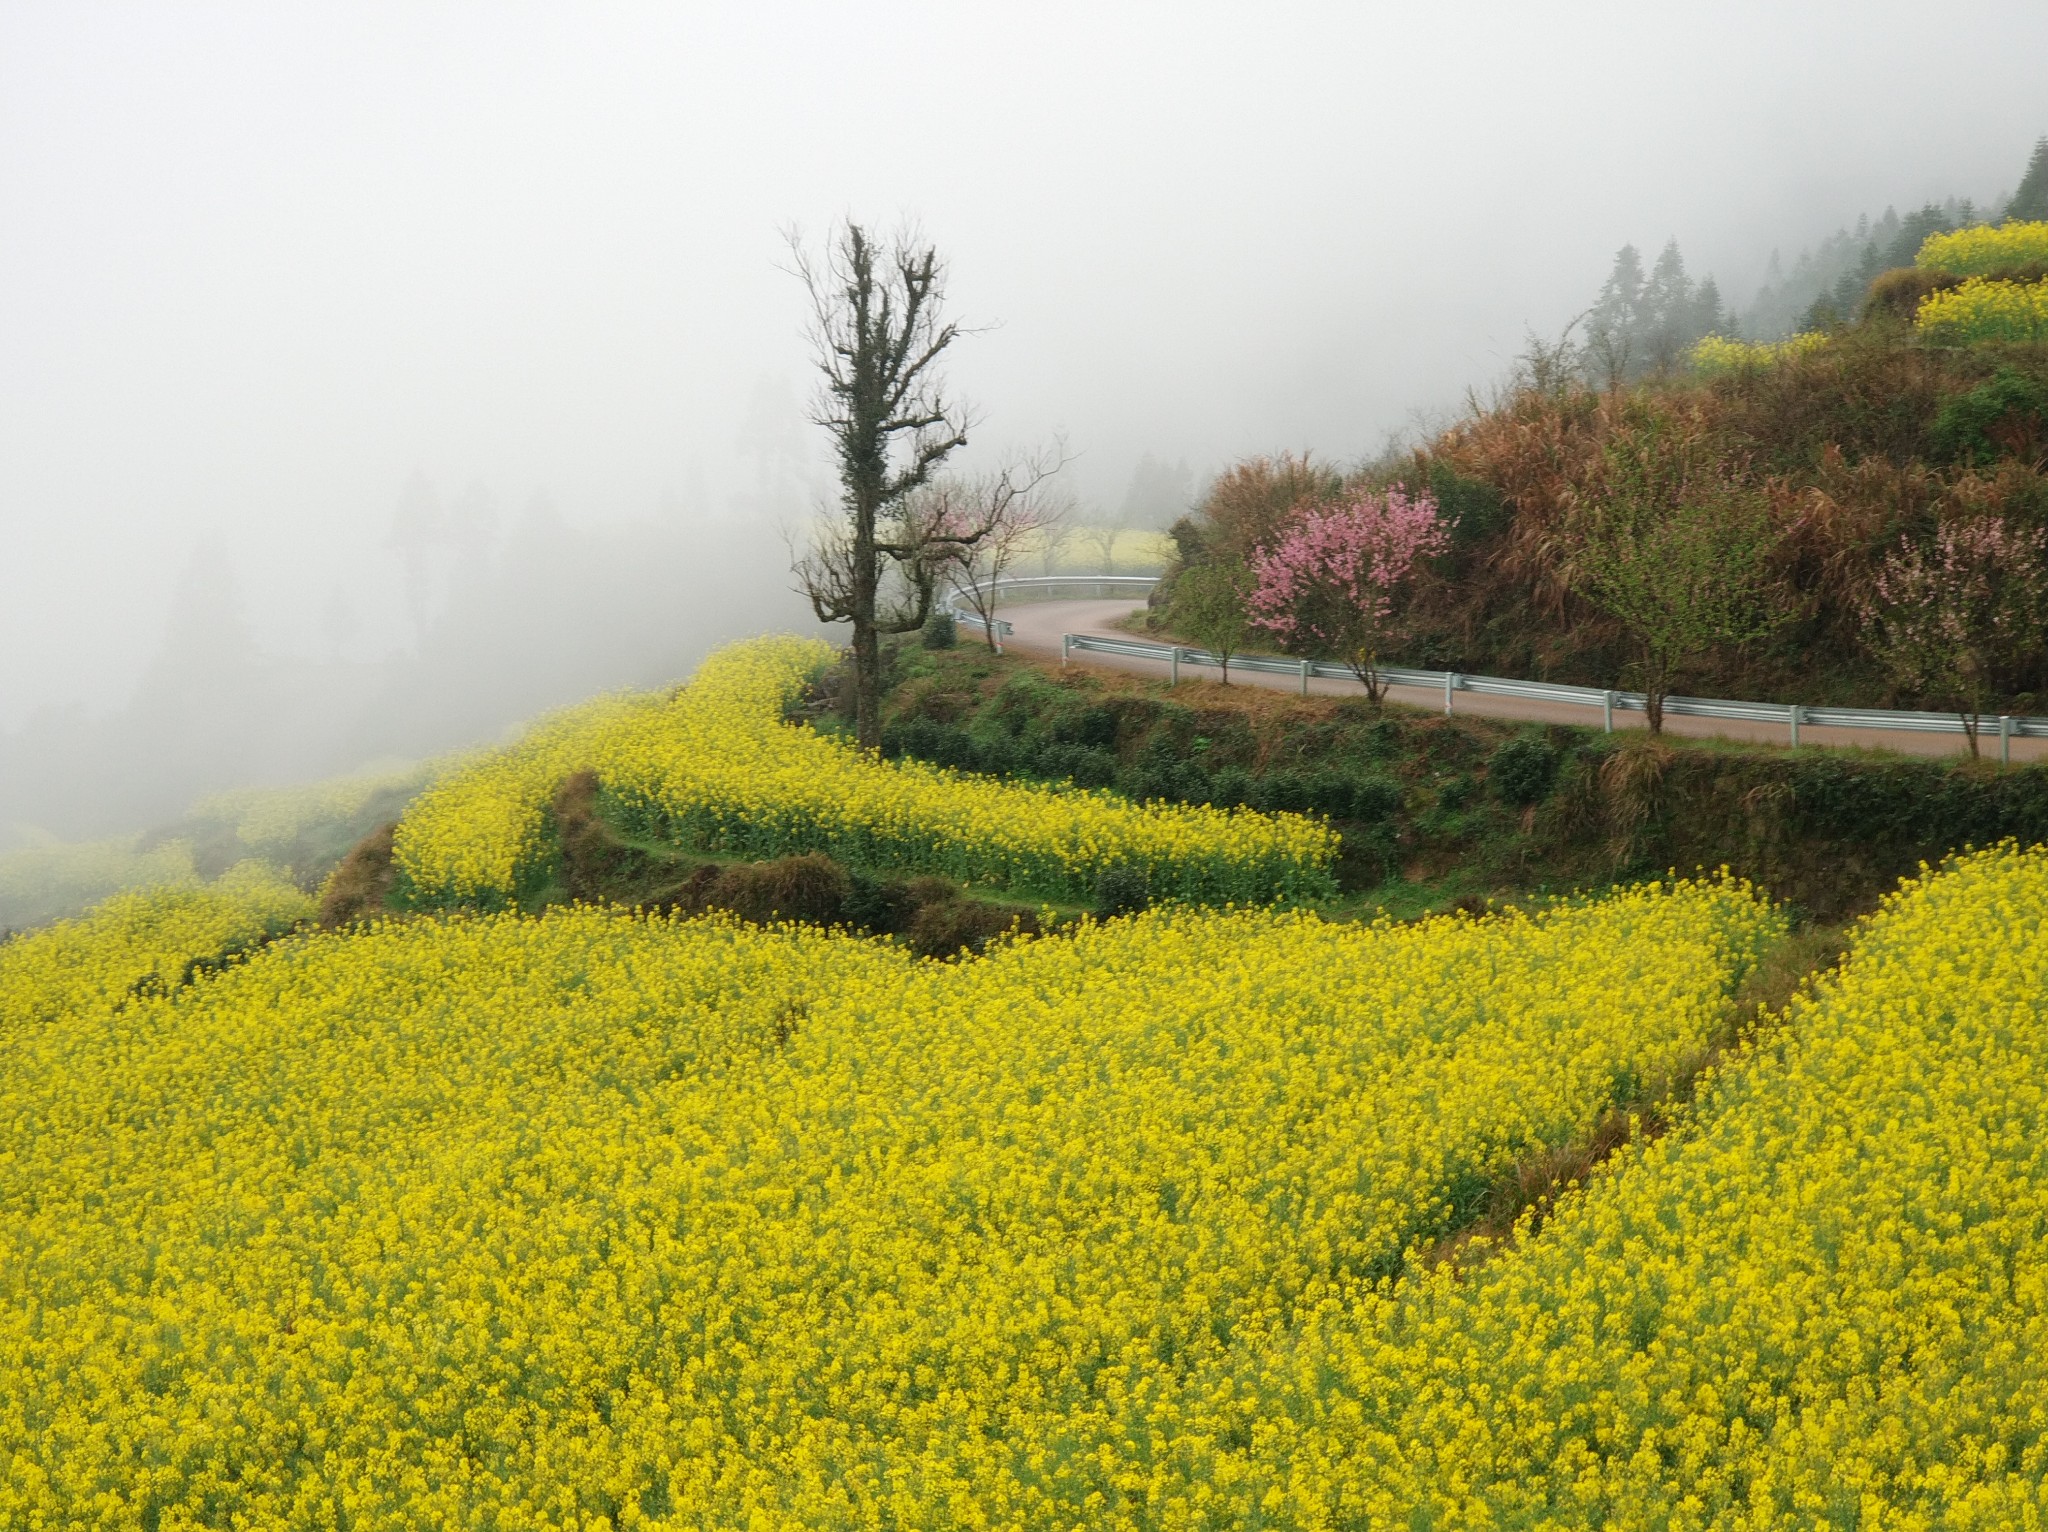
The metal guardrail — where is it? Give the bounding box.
[948,575,1162,642]
[947,573,2048,763]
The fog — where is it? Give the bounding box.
[4,1,2045,840]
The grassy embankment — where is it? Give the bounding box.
[873,637,2048,925]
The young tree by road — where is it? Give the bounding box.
[1246,486,1448,706]
[1573,412,1782,734]
[1169,557,1255,683]
[1862,516,2048,757]
[789,222,986,749]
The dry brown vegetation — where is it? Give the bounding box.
[1162,327,2048,712]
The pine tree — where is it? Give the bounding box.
[1585,245,1647,391]
[2009,136,2048,222]
[1641,241,1696,374]
[1692,275,1725,339]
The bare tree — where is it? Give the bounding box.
[1034,512,1079,576]
[789,222,985,748]
[927,446,1069,651]
[1076,505,1131,573]
[1584,322,1633,399]
[1517,310,1587,398]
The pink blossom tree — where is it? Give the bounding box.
[1247,486,1448,705]
[1862,516,2048,757]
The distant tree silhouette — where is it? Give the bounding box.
[2009,136,2048,222]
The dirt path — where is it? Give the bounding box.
[991,598,2048,763]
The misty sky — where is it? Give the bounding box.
[5,1,2046,730]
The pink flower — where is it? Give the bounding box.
[1248,486,1448,699]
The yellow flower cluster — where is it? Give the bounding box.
[1916,218,2048,276]
[0,875,1772,1527]
[1916,275,2048,345]
[1689,331,1827,375]
[0,863,310,1037]
[1212,842,2048,1526]
[394,636,1339,906]
[390,689,655,904]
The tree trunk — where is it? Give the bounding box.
[1351,655,1386,709]
[1642,651,1668,735]
[852,508,882,751]
[851,617,881,751]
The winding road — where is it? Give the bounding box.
[991,598,2048,764]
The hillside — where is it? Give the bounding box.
[869,641,2048,922]
[6,634,2048,1526]
[1151,221,2048,721]
[5,214,2048,1532]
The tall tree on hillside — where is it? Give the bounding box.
[1640,241,1697,374]
[1573,410,1784,734]
[790,222,990,749]
[1585,244,1646,393]
[2009,136,2048,222]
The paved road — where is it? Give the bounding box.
[990,598,2048,763]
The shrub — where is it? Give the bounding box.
[1862,266,1959,323]
[1251,771,1310,815]
[1345,774,1404,823]
[1209,767,1254,807]
[921,611,957,650]
[880,716,969,766]
[843,871,961,936]
[1093,865,1151,920]
[316,822,398,929]
[1436,774,1477,813]
[1427,461,1510,551]
[1488,732,1561,806]
[1046,703,1119,752]
[1931,366,2048,465]
[706,854,853,927]
[1033,741,1118,789]
[905,896,1040,958]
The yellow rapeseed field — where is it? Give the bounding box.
[1916,219,2048,276]
[393,636,1338,907]
[1206,841,2048,1527]
[1690,332,1827,374]
[0,863,310,1037]
[0,874,1773,1528]
[1915,275,2048,346]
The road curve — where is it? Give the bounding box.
[989,598,2048,764]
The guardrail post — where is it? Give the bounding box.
[1061,633,1072,665]
[2001,714,2013,767]
[1444,672,1457,716]
[1299,658,1310,697]
[1602,690,1615,733]
[1789,704,1801,749]
[1169,647,1180,687]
